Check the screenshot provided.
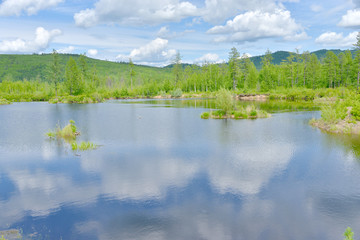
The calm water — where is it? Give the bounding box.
[0,99,360,240]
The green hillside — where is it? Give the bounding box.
[0,53,172,82]
[249,49,357,69]
[0,49,356,83]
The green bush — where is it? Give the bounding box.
[216,88,234,114]
[201,112,210,119]
[171,88,183,98]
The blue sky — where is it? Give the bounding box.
[0,0,359,66]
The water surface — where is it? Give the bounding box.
[0,99,359,240]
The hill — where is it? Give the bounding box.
[0,49,357,82]
[0,53,172,82]
[249,49,356,69]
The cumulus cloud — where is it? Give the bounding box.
[88,49,98,56]
[116,38,176,65]
[0,27,61,53]
[74,0,198,27]
[338,9,360,28]
[194,53,223,64]
[0,0,63,16]
[315,31,358,47]
[57,46,75,54]
[207,9,308,43]
[74,0,300,27]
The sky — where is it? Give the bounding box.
[0,0,359,66]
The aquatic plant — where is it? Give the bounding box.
[71,141,98,151]
[46,120,80,140]
[344,227,354,240]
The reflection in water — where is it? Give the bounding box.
[0,101,359,239]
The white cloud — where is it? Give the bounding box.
[57,46,75,54]
[310,4,323,12]
[73,0,299,27]
[88,49,98,56]
[0,0,63,16]
[0,27,61,53]
[202,0,278,24]
[338,9,360,28]
[315,31,358,47]
[74,0,198,27]
[194,53,223,64]
[207,9,308,43]
[116,38,176,65]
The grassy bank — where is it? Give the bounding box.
[310,93,360,134]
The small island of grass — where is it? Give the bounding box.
[46,120,98,151]
[310,94,360,134]
[201,88,271,119]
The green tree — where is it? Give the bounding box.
[228,47,240,90]
[172,51,182,85]
[259,49,275,91]
[65,57,83,95]
[129,58,136,90]
[354,32,360,90]
[50,49,61,96]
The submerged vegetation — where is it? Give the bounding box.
[46,120,98,152]
[201,88,270,119]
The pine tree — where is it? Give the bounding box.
[228,47,240,90]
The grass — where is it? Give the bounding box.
[46,120,79,140]
[46,120,99,152]
[201,104,270,119]
[0,98,11,105]
[71,141,98,151]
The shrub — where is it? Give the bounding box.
[216,88,234,114]
[201,112,210,119]
[171,88,183,98]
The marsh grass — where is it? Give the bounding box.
[46,120,79,140]
[0,99,11,105]
[71,141,98,151]
[46,120,99,152]
[201,104,270,119]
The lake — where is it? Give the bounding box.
[0,99,360,240]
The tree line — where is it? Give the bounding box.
[1,33,360,102]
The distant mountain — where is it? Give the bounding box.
[249,49,357,69]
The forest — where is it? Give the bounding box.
[0,44,359,103]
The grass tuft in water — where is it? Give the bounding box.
[46,120,80,140]
[71,141,98,151]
